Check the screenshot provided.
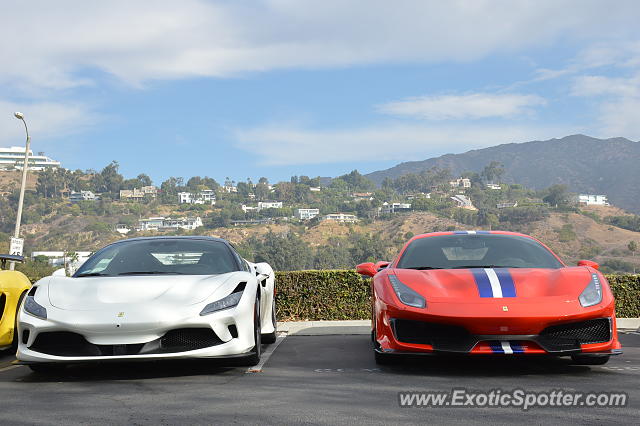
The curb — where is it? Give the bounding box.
[278,318,640,336]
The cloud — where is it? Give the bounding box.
[0,100,101,145]
[571,74,640,98]
[377,93,546,120]
[1,1,639,91]
[234,122,578,166]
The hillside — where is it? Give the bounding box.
[365,135,640,213]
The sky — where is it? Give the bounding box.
[1,0,639,185]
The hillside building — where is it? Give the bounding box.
[322,213,358,223]
[137,216,203,231]
[295,208,320,220]
[69,191,98,202]
[0,146,61,171]
[578,194,609,206]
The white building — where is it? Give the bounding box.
[451,194,476,210]
[258,201,283,210]
[69,191,98,202]
[380,202,412,214]
[242,205,261,213]
[322,213,358,223]
[115,224,131,234]
[178,189,216,205]
[137,216,203,232]
[0,146,61,171]
[487,183,502,190]
[31,251,93,274]
[295,208,320,220]
[497,201,518,209]
[222,185,237,193]
[309,187,321,192]
[578,194,609,206]
[450,178,471,188]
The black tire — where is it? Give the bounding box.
[571,355,611,365]
[28,363,67,374]
[261,298,277,344]
[240,298,262,366]
[8,291,27,353]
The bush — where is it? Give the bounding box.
[608,275,640,318]
[273,270,640,320]
[275,270,370,321]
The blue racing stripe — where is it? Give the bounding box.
[454,231,469,234]
[510,341,524,354]
[494,268,516,297]
[489,341,504,353]
[471,269,493,298]
[476,230,491,234]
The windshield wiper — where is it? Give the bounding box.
[117,271,182,275]
[75,272,109,277]
[404,266,444,270]
[450,265,522,269]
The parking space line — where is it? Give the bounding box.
[247,334,287,373]
[0,365,23,373]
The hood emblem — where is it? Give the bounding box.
[502,306,509,312]
[117,312,125,318]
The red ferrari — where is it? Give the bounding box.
[356,231,622,365]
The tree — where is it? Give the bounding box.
[628,241,637,256]
[543,184,570,207]
[481,161,505,184]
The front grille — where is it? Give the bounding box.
[30,332,102,357]
[30,328,223,357]
[539,318,611,350]
[0,293,6,322]
[159,328,223,353]
[391,319,473,351]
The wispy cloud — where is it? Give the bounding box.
[0,100,101,145]
[377,93,546,120]
[1,1,639,92]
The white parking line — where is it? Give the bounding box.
[0,365,23,373]
[247,334,287,373]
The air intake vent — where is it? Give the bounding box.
[0,293,5,322]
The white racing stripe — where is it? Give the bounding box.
[484,268,503,298]
[467,231,476,235]
[246,334,287,373]
[500,341,513,354]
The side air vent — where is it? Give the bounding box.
[27,287,38,297]
[233,282,247,293]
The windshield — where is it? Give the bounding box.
[74,239,240,277]
[397,234,564,270]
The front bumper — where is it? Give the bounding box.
[375,300,622,356]
[17,301,256,364]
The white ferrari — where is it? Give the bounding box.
[17,236,276,372]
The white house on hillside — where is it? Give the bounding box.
[0,146,61,171]
[450,178,471,188]
[137,216,203,231]
[380,202,412,214]
[295,208,320,220]
[322,213,358,223]
[258,201,283,209]
[451,194,476,210]
[578,194,609,206]
[178,189,216,205]
[69,191,98,202]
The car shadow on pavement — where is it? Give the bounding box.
[374,355,595,377]
[16,357,253,383]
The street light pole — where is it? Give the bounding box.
[10,112,31,271]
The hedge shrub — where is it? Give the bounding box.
[275,270,640,321]
[275,270,370,321]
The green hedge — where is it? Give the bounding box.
[275,270,370,321]
[608,275,640,318]
[275,270,640,321]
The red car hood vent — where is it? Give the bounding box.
[393,267,593,301]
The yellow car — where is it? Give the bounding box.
[0,255,31,353]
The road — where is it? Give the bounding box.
[0,331,638,425]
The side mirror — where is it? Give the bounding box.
[356,262,377,277]
[577,260,600,270]
[254,262,273,281]
[52,268,67,277]
[374,261,390,271]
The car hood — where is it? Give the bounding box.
[393,267,594,302]
[46,273,239,310]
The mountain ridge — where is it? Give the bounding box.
[365,135,640,212]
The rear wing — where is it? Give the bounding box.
[0,254,25,269]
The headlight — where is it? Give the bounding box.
[579,273,603,307]
[388,275,426,309]
[200,290,243,316]
[24,296,47,319]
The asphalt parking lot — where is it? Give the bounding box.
[0,329,638,425]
